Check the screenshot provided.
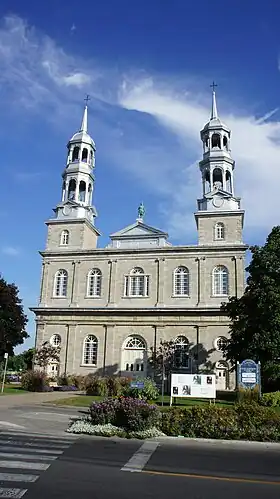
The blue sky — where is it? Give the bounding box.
[0,1,280,351]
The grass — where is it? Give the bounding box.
[48,393,235,408]
[0,384,29,395]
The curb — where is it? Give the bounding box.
[153,436,280,449]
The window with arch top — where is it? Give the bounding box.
[212,265,229,296]
[87,269,102,297]
[83,335,98,365]
[60,230,69,246]
[174,336,189,369]
[53,269,68,297]
[72,146,79,162]
[211,133,221,149]
[82,148,88,162]
[214,222,225,241]
[124,267,149,297]
[123,335,146,373]
[50,334,61,348]
[173,267,189,296]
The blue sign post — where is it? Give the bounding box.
[237,359,261,395]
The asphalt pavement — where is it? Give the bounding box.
[0,401,280,498]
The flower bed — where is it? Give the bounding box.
[67,398,280,442]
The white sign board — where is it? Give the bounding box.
[171,373,216,400]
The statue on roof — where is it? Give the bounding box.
[138,202,145,219]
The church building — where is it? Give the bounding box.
[31,89,247,391]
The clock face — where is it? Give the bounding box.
[212,197,224,208]
[63,206,71,216]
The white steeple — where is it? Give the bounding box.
[197,83,240,212]
[210,85,218,120]
[80,103,88,132]
[53,97,98,225]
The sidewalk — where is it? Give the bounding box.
[0,390,82,408]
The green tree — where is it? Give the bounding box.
[222,226,280,386]
[23,348,35,370]
[0,274,28,361]
[35,344,60,372]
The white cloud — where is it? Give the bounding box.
[2,246,21,256]
[119,77,280,238]
[0,14,279,241]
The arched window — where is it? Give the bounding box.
[60,230,69,246]
[124,267,149,297]
[78,181,86,202]
[62,181,66,202]
[83,335,98,365]
[87,269,102,297]
[213,168,223,190]
[204,170,210,193]
[53,270,68,297]
[72,146,79,161]
[88,184,92,204]
[68,179,76,200]
[82,148,88,162]
[173,267,189,296]
[123,335,146,373]
[223,135,228,150]
[214,336,228,352]
[174,336,189,369]
[214,222,225,240]
[211,133,221,149]
[212,266,229,296]
[50,334,61,348]
[226,170,232,193]
[90,150,93,166]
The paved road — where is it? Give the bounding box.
[1,400,280,498]
[0,427,279,498]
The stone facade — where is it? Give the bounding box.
[31,92,248,390]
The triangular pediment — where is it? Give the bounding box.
[204,189,233,200]
[110,221,168,239]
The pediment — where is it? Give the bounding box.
[110,221,168,239]
[204,189,232,200]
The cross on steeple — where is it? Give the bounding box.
[84,94,90,105]
[210,81,218,92]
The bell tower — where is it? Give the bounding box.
[195,84,244,245]
[45,97,101,251]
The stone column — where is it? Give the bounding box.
[107,260,117,306]
[195,257,206,306]
[156,258,165,307]
[70,260,81,306]
[39,262,50,307]
[104,325,116,374]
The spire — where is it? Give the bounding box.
[210,82,218,120]
[80,106,88,132]
[80,95,90,133]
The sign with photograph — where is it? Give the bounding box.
[170,373,216,401]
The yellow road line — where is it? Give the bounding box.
[142,469,280,486]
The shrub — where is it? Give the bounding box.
[57,374,85,390]
[85,375,109,396]
[124,377,159,401]
[89,397,161,431]
[21,370,49,392]
[260,391,280,407]
[237,386,260,403]
[90,398,117,425]
[106,376,125,397]
[160,403,280,442]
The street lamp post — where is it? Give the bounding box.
[1,353,9,394]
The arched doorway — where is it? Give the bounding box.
[122,335,147,377]
[215,360,229,390]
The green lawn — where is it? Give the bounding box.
[0,384,29,395]
[48,394,234,408]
